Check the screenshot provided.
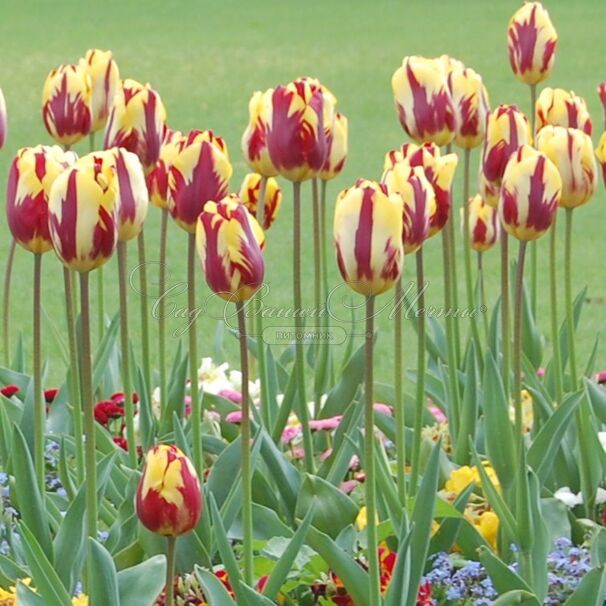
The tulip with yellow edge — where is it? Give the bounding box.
[239,172,281,230]
[0,88,6,150]
[241,88,277,178]
[535,88,592,135]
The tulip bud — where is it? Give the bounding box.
[81,49,120,132]
[595,132,606,186]
[0,88,7,150]
[241,89,278,177]
[392,56,456,147]
[508,2,558,86]
[319,111,348,180]
[482,104,532,186]
[447,64,490,149]
[48,163,118,271]
[382,163,436,254]
[535,88,592,135]
[334,179,403,296]
[598,82,606,128]
[168,130,232,233]
[239,173,282,230]
[146,129,183,209]
[266,79,329,182]
[196,195,265,302]
[42,64,93,146]
[135,444,202,537]
[104,79,167,172]
[384,142,458,236]
[6,145,77,254]
[464,194,500,252]
[536,125,597,208]
[478,167,500,209]
[499,145,561,241]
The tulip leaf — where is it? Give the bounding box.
[454,343,479,465]
[15,582,45,606]
[479,545,533,594]
[492,590,541,606]
[429,482,476,554]
[585,378,606,425]
[563,566,606,606]
[558,287,587,371]
[91,312,120,393]
[117,555,167,606]
[195,566,236,606]
[238,583,275,605]
[88,538,120,606]
[520,278,542,369]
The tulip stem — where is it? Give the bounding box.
[117,242,137,467]
[293,182,315,473]
[529,83,538,318]
[364,295,381,606]
[312,178,322,417]
[187,233,202,476]
[320,179,333,386]
[79,272,98,541]
[549,216,564,404]
[159,208,169,418]
[513,240,528,443]
[97,268,105,343]
[478,252,490,341]
[564,209,578,388]
[462,149,483,366]
[410,249,426,497]
[501,232,511,399]
[165,536,176,606]
[236,302,254,586]
[446,145,461,368]
[394,277,406,506]
[138,231,152,396]
[33,253,44,493]
[3,239,16,366]
[63,268,84,483]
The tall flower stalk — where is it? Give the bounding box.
[2,239,16,366]
[32,253,44,491]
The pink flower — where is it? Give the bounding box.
[536,367,546,378]
[309,415,342,431]
[282,425,302,444]
[290,447,306,460]
[320,448,333,461]
[218,388,243,404]
[225,411,243,423]
[340,480,358,494]
[596,371,606,385]
[184,395,192,417]
[429,405,447,423]
[373,402,392,416]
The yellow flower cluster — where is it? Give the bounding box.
[444,462,501,495]
[0,579,88,605]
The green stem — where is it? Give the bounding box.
[293,182,315,473]
[3,239,16,366]
[63,268,84,483]
[364,295,381,606]
[410,249,426,496]
[501,232,511,399]
[117,242,138,467]
[159,209,169,417]
[549,217,564,404]
[529,83,538,318]
[33,253,44,493]
[188,233,202,476]
[513,241,528,443]
[446,200,461,367]
[394,278,406,506]
[237,302,254,586]
[478,252,490,341]
[564,209,578,388]
[138,231,152,395]
[320,179,333,386]
[79,272,98,540]
[165,536,177,606]
[312,178,322,417]
[97,268,105,343]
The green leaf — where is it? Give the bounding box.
[479,545,532,594]
[563,566,606,606]
[520,279,542,369]
[16,582,45,606]
[195,566,236,606]
[92,313,120,393]
[384,516,413,606]
[238,583,276,605]
[453,344,479,465]
[492,590,541,606]
[117,555,166,606]
[88,539,120,606]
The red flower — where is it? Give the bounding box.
[0,385,20,398]
[94,400,126,426]
[44,388,59,403]
[417,581,435,606]
[110,391,139,405]
[113,436,128,451]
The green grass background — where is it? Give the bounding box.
[1,0,605,387]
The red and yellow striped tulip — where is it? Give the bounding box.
[499,145,561,241]
[104,78,167,172]
[48,163,118,272]
[6,145,77,254]
[168,130,232,233]
[597,82,606,128]
[481,104,532,186]
[536,125,597,208]
[319,111,348,181]
[595,132,606,186]
[196,194,265,303]
[464,194,500,252]
[334,179,403,296]
[478,167,500,209]
[507,2,558,86]
[382,163,436,254]
[266,79,329,182]
[0,88,6,149]
[146,129,183,209]
[135,444,202,537]
[239,173,281,230]
[392,56,456,147]
[535,88,592,135]
[447,64,490,149]
[241,89,278,177]
[42,64,92,146]
[384,142,458,236]
[81,49,120,133]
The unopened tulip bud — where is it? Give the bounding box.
[239,173,282,230]
[464,194,500,252]
[535,88,592,135]
[81,49,120,132]
[241,89,278,177]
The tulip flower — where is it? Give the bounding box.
[113,149,149,241]
[241,89,278,177]
[147,129,183,209]
[0,88,6,149]
[598,83,606,130]
[319,111,348,180]
[499,145,561,241]
[6,145,77,254]
[239,173,281,230]
[478,167,500,209]
[535,88,592,135]
[104,78,167,172]
[392,56,456,147]
[334,179,403,297]
[81,49,120,133]
[42,63,92,146]
[465,194,500,252]
[136,444,202,536]
[595,132,606,186]
[482,104,532,186]
[507,2,558,86]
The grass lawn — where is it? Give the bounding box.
[1,0,605,387]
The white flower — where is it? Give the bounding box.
[554,486,583,508]
[150,387,162,420]
[198,357,232,395]
[598,431,606,452]
[596,488,606,505]
[228,370,261,402]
